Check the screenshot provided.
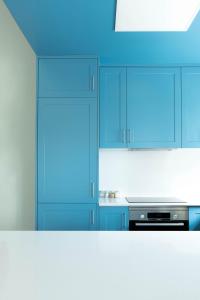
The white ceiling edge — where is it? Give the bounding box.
[115,0,200,32]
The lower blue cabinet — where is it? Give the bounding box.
[189,207,200,231]
[38,204,98,231]
[99,207,129,231]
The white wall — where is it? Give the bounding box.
[100,149,200,202]
[0,1,36,229]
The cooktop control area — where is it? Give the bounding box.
[126,197,187,204]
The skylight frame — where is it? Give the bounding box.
[115,0,200,32]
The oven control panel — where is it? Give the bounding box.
[129,207,188,221]
[172,214,178,220]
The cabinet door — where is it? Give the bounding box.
[99,207,128,231]
[38,204,97,230]
[38,99,98,204]
[189,207,200,231]
[127,68,181,148]
[38,58,97,98]
[182,68,200,147]
[100,68,127,148]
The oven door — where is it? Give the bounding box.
[129,220,189,231]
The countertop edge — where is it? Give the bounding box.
[98,198,200,207]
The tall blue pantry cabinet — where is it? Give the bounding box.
[37,57,98,230]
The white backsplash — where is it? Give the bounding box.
[99,149,200,202]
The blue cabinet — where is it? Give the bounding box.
[38,99,98,204]
[99,207,129,231]
[38,58,97,98]
[189,207,200,231]
[182,68,200,147]
[100,67,181,149]
[37,57,98,231]
[38,204,97,230]
[100,67,127,148]
[127,68,181,148]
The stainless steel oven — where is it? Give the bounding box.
[129,206,189,231]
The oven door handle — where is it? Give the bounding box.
[135,222,185,227]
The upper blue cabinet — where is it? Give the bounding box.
[38,99,98,204]
[182,67,200,147]
[38,58,97,98]
[100,67,127,148]
[127,68,181,148]
[100,67,181,149]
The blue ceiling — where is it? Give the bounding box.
[4,0,200,64]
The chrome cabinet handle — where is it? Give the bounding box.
[122,129,126,144]
[91,210,95,225]
[91,75,95,91]
[127,129,134,144]
[123,213,127,229]
[127,129,131,144]
[91,182,95,198]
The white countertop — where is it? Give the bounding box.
[99,197,129,206]
[99,197,200,207]
[0,231,200,300]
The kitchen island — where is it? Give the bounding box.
[0,232,199,300]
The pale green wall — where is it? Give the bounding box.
[0,1,36,230]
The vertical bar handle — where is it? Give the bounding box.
[122,129,126,144]
[124,213,127,229]
[127,129,131,144]
[91,75,95,91]
[127,129,134,144]
[91,182,95,198]
[122,213,127,230]
[91,210,95,225]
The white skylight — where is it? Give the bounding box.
[115,0,200,31]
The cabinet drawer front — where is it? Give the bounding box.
[127,67,181,148]
[38,204,97,230]
[38,58,97,98]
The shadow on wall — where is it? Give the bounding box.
[0,1,36,230]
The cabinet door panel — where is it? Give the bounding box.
[127,68,181,148]
[189,207,200,231]
[38,58,97,98]
[99,207,128,231]
[38,99,98,203]
[38,204,97,230]
[100,68,127,148]
[182,68,200,147]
